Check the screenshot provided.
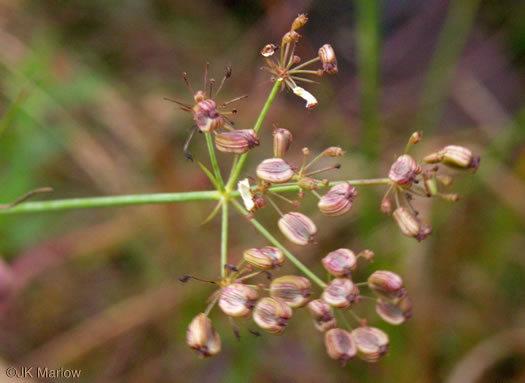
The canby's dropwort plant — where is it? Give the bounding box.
[0,14,479,365]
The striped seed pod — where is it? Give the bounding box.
[352,327,389,363]
[441,145,480,172]
[186,313,221,357]
[318,44,338,74]
[368,270,406,304]
[218,283,259,318]
[388,154,420,186]
[322,248,357,277]
[215,129,259,154]
[322,278,360,309]
[308,299,337,332]
[273,128,293,158]
[325,328,357,363]
[256,158,295,184]
[278,212,317,246]
[193,99,224,133]
[270,275,312,308]
[253,297,293,335]
[243,246,285,270]
[318,182,358,216]
[392,207,420,238]
[376,296,412,326]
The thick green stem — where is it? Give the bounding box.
[231,199,326,288]
[226,80,282,191]
[221,201,229,278]
[205,133,225,191]
[0,190,221,215]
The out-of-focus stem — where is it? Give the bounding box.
[356,0,381,161]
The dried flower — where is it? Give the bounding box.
[282,31,301,44]
[322,248,357,277]
[323,146,345,157]
[273,128,293,158]
[194,99,224,133]
[388,154,420,186]
[278,212,317,246]
[381,198,392,215]
[325,328,357,363]
[253,297,293,335]
[308,299,337,332]
[376,296,412,325]
[408,131,422,145]
[219,283,259,317]
[318,44,338,74]
[243,246,285,270]
[215,129,259,154]
[322,278,360,308]
[261,44,277,57]
[352,327,389,362]
[291,13,308,30]
[238,178,255,211]
[293,86,318,109]
[186,313,221,357]
[358,249,375,261]
[368,270,406,303]
[318,182,358,216]
[256,158,295,184]
[270,275,312,308]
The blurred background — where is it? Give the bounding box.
[0,0,524,382]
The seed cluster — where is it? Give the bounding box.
[184,245,413,365]
[384,133,480,241]
[174,14,480,365]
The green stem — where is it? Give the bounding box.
[226,80,282,191]
[0,178,391,216]
[221,201,229,278]
[230,199,326,288]
[0,190,221,215]
[205,133,225,191]
[229,178,392,199]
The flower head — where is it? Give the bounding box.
[260,14,338,109]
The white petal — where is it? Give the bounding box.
[293,86,318,109]
[238,178,255,211]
